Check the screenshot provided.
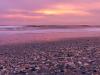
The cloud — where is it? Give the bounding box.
[0,0,100,25]
[34,3,91,16]
[0,13,43,21]
[34,9,90,16]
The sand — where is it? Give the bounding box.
[0,37,100,75]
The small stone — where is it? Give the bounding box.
[84,63,89,66]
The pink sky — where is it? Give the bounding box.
[0,0,100,25]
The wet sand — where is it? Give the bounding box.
[0,37,100,75]
[1,31,100,45]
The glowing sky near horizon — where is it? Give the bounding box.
[0,0,100,25]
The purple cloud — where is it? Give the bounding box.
[0,0,100,25]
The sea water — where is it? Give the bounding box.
[0,25,100,45]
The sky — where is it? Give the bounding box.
[0,0,100,25]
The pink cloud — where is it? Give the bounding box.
[0,13,43,21]
[0,0,100,25]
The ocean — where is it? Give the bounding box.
[0,25,100,45]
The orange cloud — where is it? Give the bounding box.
[34,9,90,16]
[34,4,91,16]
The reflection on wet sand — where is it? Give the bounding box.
[0,31,100,45]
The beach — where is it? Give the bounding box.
[1,26,100,45]
[1,0,100,74]
[0,37,100,75]
[0,0,100,74]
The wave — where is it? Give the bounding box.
[0,25,100,34]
